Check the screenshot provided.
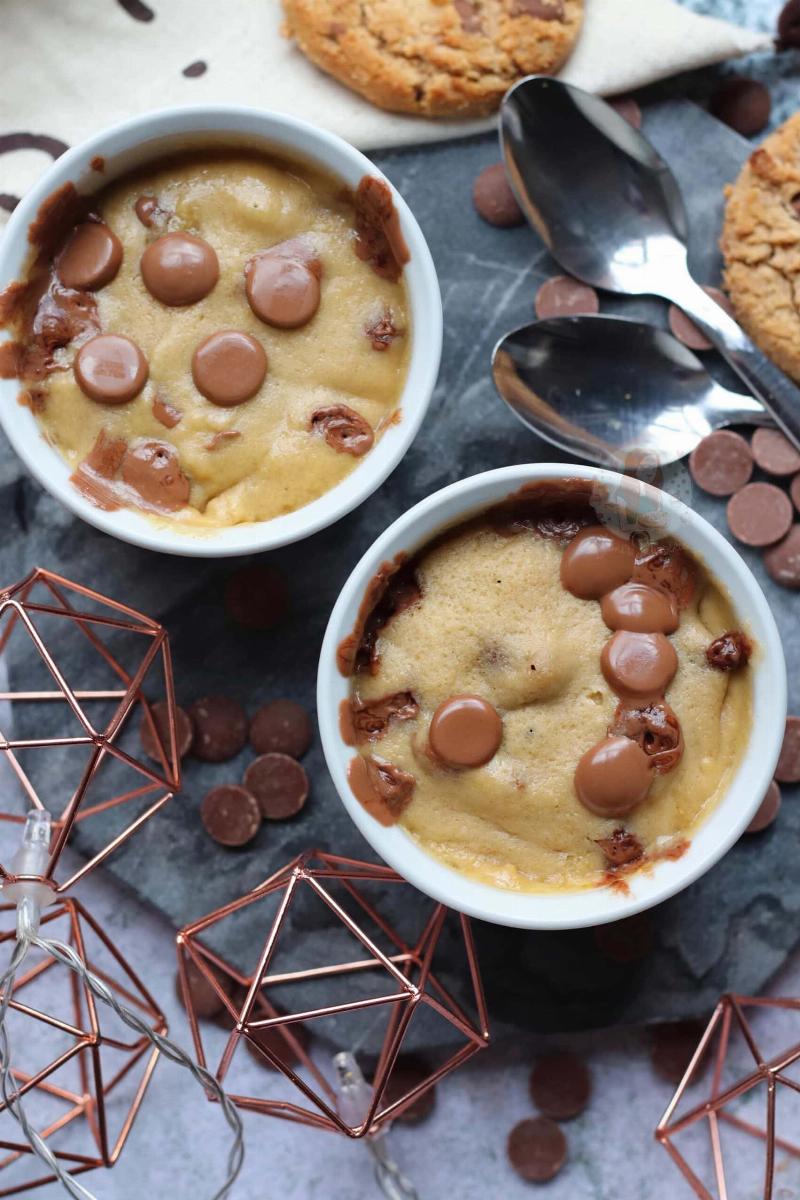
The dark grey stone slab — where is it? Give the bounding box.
[1,99,797,1048]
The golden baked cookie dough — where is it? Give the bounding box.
[22,152,411,530]
[348,523,751,893]
[722,112,800,383]
[281,0,584,118]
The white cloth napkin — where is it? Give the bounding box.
[0,0,772,217]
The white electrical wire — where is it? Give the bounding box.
[0,901,244,1200]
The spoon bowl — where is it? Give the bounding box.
[492,314,769,468]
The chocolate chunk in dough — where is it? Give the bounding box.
[139,700,194,762]
[507,1117,567,1184]
[595,827,645,867]
[751,428,800,477]
[74,334,148,404]
[354,176,410,281]
[310,404,374,456]
[530,1053,591,1121]
[365,307,400,350]
[141,232,219,306]
[245,239,321,329]
[689,430,753,497]
[764,524,800,589]
[192,331,267,406]
[175,960,224,1019]
[347,755,415,825]
[152,394,182,428]
[634,540,695,608]
[379,1054,436,1123]
[250,699,312,758]
[244,753,309,820]
[746,780,781,833]
[350,692,419,743]
[189,696,248,762]
[710,77,771,137]
[134,194,168,228]
[535,275,599,320]
[610,702,682,774]
[57,222,122,291]
[727,482,793,547]
[472,163,524,227]
[121,440,190,511]
[224,564,289,630]
[775,715,800,783]
[201,784,261,847]
[706,630,752,671]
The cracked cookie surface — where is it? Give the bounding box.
[722,113,800,382]
[281,0,583,119]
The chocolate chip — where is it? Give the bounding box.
[153,394,182,428]
[365,307,400,350]
[141,232,219,306]
[250,700,312,758]
[182,60,207,78]
[245,241,321,329]
[689,430,753,496]
[472,163,524,228]
[189,696,248,762]
[134,195,168,229]
[380,1053,436,1122]
[710,77,771,137]
[609,95,642,128]
[530,1052,591,1120]
[775,715,800,783]
[310,405,374,456]
[245,1009,311,1069]
[593,912,653,964]
[224,564,289,630]
[535,275,599,320]
[751,428,800,477]
[778,0,800,49]
[121,440,191,511]
[764,524,800,588]
[595,827,645,867]
[650,1020,708,1084]
[176,960,224,1019]
[139,700,193,762]
[746,780,781,833]
[192,330,267,406]
[668,287,735,353]
[507,1117,567,1183]
[74,334,148,405]
[57,222,123,291]
[727,482,793,546]
[244,753,309,819]
[706,630,752,671]
[201,784,261,847]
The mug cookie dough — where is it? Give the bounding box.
[281,0,584,118]
[338,481,753,893]
[722,112,800,383]
[1,150,411,529]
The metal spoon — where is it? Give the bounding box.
[500,76,800,451]
[492,314,770,468]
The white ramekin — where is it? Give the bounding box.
[0,106,442,557]
[318,463,787,930]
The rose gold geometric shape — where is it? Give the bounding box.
[656,993,800,1199]
[177,851,489,1136]
[0,897,165,1196]
[0,566,180,893]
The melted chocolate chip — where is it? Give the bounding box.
[347,755,415,825]
[428,694,503,768]
[338,558,421,676]
[74,334,148,404]
[22,280,99,379]
[574,735,653,817]
[245,239,322,329]
[120,440,190,510]
[365,307,400,350]
[600,582,678,634]
[349,692,419,742]
[310,405,374,457]
[560,525,636,599]
[57,222,123,291]
[134,194,169,229]
[601,631,678,700]
[633,540,696,609]
[354,176,410,282]
[595,827,645,867]
[192,331,267,406]
[152,394,182,428]
[609,702,683,773]
[141,232,219,306]
[706,630,752,671]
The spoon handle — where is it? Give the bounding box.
[665,277,800,450]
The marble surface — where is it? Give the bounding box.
[1,0,799,1194]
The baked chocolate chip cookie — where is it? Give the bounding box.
[281,0,584,118]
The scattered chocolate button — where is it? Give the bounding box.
[507,1117,567,1184]
[764,524,800,589]
[472,163,524,228]
[650,1020,708,1085]
[778,0,800,49]
[250,699,312,758]
[380,1054,436,1123]
[245,1010,311,1069]
[560,525,636,599]
[175,960,223,1019]
[710,77,771,137]
[775,715,800,783]
[245,242,321,329]
[74,334,148,404]
[706,630,752,671]
[667,287,734,353]
[244,753,309,820]
[57,222,123,291]
[574,735,653,817]
[224,564,289,630]
[192,331,267,406]
[141,232,219,306]
[201,784,261,847]
[134,195,165,228]
[189,696,248,762]
[428,694,503,768]
[120,440,191,511]
[727,482,793,547]
[593,912,653,964]
[139,700,194,762]
[530,1052,591,1121]
[751,427,800,477]
[310,405,374,456]
[689,430,753,497]
[595,827,645,868]
[600,581,678,634]
[791,474,800,514]
[535,274,599,320]
[746,780,781,834]
[609,95,642,128]
[600,631,678,699]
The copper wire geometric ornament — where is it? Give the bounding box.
[177,851,490,1136]
[0,896,164,1197]
[656,993,800,1199]
[0,566,180,893]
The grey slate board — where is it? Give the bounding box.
[1,98,797,1049]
